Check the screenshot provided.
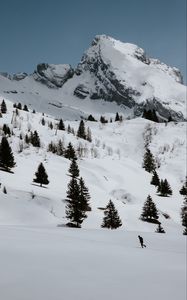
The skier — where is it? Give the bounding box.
[138,235,146,248]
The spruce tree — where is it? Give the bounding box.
[3,186,7,194]
[31,130,40,147]
[57,139,64,156]
[0,137,15,171]
[77,120,86,139]
[115,112,120,122]
[142,148,156,173]
[23,104,28,111]
[157,179,172,197]
[68,158,80,178]
[66,177,87,228]
[101,200,122,229]
[41,118,45,126]
[181,196,187,235]
[155,223,165,233]
[150,171,160,187]
[58,119,65,130]
[86,127,92,142]
[140,195,159,222]
[79,177,91,211]
[64,142,77,160]
[33,163,49,187]
[1,100,7,114]
[179,179,187,196]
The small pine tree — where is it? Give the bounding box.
[181,195,187,235]
[31,131,40,147]
[48,122,53,130]
[140,195,159,222]
[86,127,92,142]
[150,171,160,187]
[58,119,65,130]
[87,114,96,121]
[57,139,64,156]
[77,120,86,139]
[68,158,80,178]
[179,179,187,196]
[3,124,11,136]
[155,223,165,233]
[23,104,28,111]
[115,112,120,122]
[157,179,172,197]
[24,134,30,144]
[101,200,122,229]
[17,103,22,110]
[41,118,45,126]
[142,148,156,173]
[0,136,15,171]
[3,186,7,194]
[1,100,7,114]
[66,177,87,228]
[79,177,91,211]
[64,142,77,160]
[33,163,49,187]
[67,124,71,134]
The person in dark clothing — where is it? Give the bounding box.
[138,235,146,248]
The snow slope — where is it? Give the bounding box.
[0,226,186,300]
[0,97,186,234]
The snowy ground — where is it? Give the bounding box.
[0,226,186,300]
[0,98,186,300]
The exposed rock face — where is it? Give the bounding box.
[72,35,185,120]
[33,63,74,88]
[0,35,185,121]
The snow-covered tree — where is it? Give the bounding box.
[179,179,187,196]
[58,119,65,131]
[64,142,77,160]
[101,200,122,229]
[1,99,7,114]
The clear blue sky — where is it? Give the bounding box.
[0,0,186,82]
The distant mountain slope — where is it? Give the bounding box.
[0,35,186,121]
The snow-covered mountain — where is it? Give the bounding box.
[0,35,186,121]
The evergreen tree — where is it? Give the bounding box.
[140,195,159,222]
[2,124,11,136]
[64,142,77,160]
[68,158,80,178]
[31,130,40,147]
[142,109,158,122]
[77,120,86,139]
[179,179,187,196]
[23,104,28,111]
[101,200,122,229]
[79,177,91,211]
[87,114,96,121]
[86,127,92,142]
[115,112,120,122]
[155,223,165,233]
[181,195,187,235]
[33,163,49,187]
[57,139,64,156]
[67,124,71,134]
[157,179,172,197]
[1,100,7,114]
[41,118,45,126]
[0,112,2,118]
[142,148,156,173]
[66,177,87,228]
[150,171,160,187]
[24,134,30,144]
[100,115,108,124]
[48,122,53,130]
[58,119,65,130]
[3,186,7,194]
[17,103,22,110]
[0,137,15,171]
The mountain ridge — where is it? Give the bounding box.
[0,35,186,121]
